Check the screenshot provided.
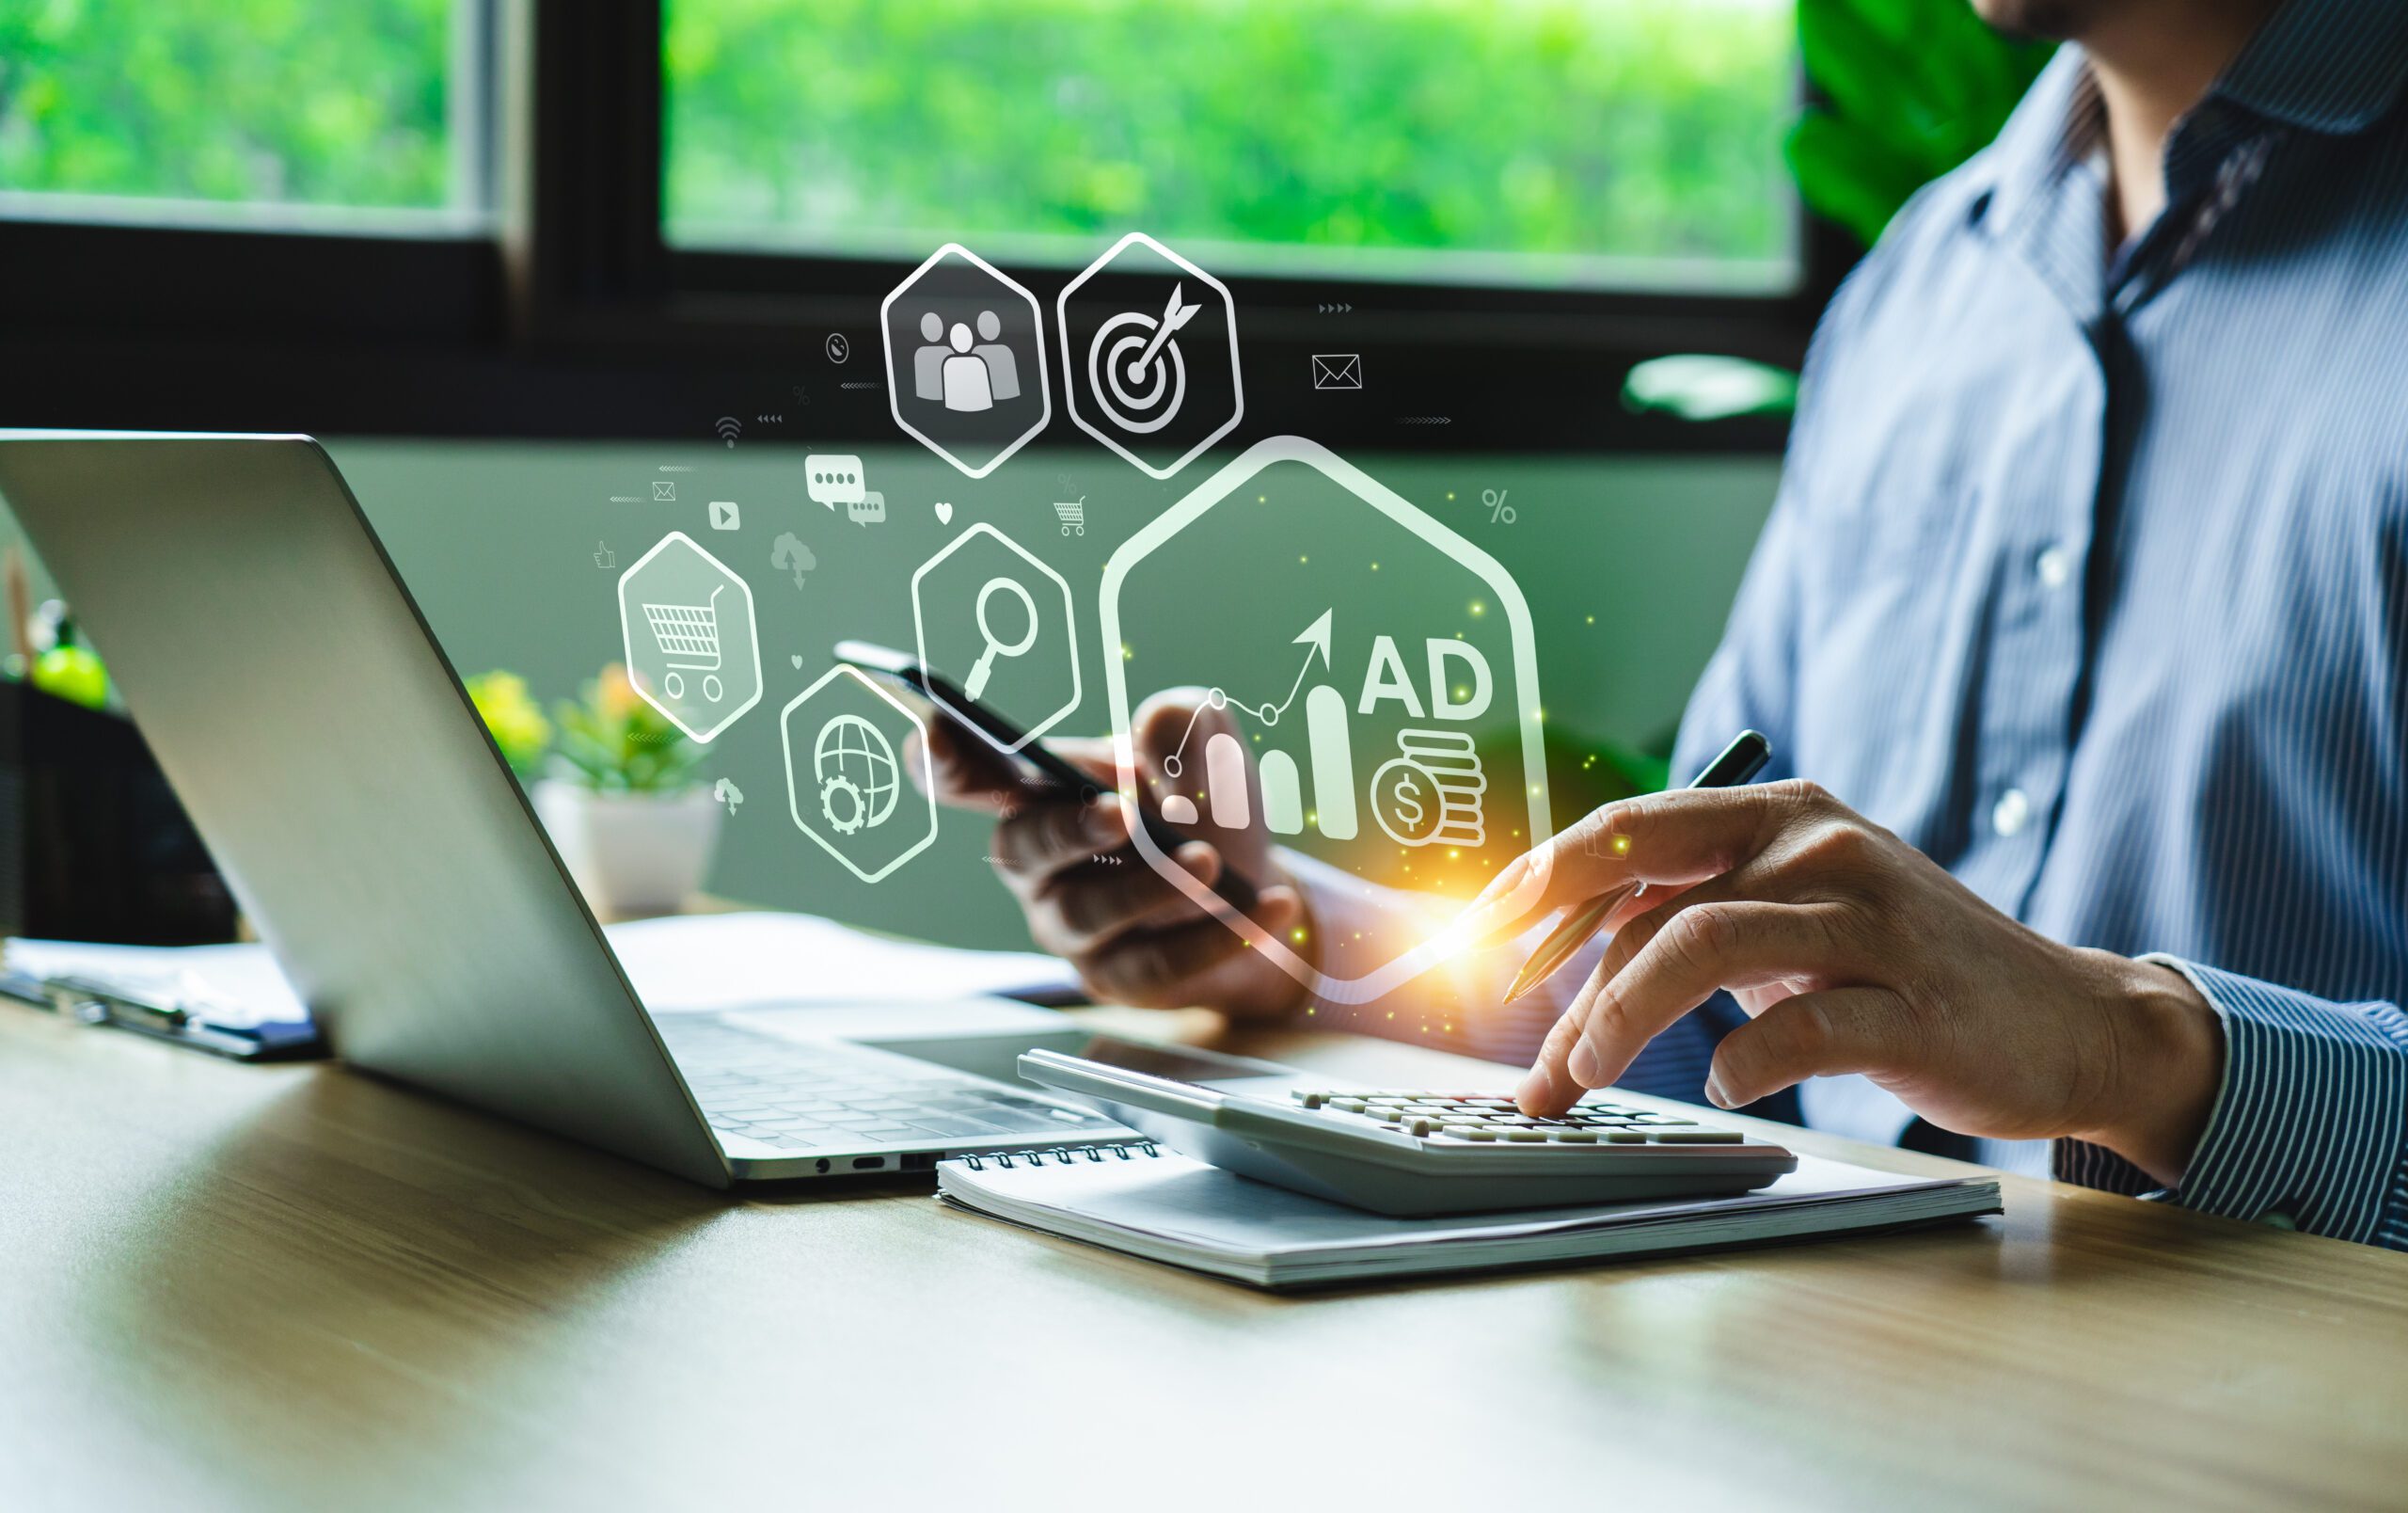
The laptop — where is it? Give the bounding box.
[0,430,1155,1187]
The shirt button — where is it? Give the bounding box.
[2035,545,2073,589]
[1991,788,2032,837]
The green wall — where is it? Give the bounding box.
[6,438,1779,949]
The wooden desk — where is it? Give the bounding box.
[3,1004,2402,1511]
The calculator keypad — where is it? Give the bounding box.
[1290,1090,1748,1145]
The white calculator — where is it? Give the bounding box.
[1019,1048,1797,1217]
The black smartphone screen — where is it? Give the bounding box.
[832,640,1259,914]
[833,640,1098,799]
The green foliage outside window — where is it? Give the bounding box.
[0,0,460,214]
[665,0,1798,289]
[2,0,2050,288]
[3,0,1798,291]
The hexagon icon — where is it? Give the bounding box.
[1056,231,1244,480]
[1098,435,1555,1006]
[780,665,939,884]
[911,522,1080,755]
[617,531,762,743]
[880,243,1053,479]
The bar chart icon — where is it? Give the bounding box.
[1230,684,1357,838]
[1202,730,1250,830]
[1159,611,1360,839]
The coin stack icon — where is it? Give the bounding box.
[1370,728,1488,848]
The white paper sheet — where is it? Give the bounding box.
[8,911,1081,1027]
[600,912,1079,1012]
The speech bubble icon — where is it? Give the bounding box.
[848,490,887,526]
[805,454,866,509]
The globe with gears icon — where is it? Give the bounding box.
[813,714,899,834]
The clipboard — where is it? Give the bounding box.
[0,965,324,1061]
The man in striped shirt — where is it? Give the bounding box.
[927,0,2408,1250]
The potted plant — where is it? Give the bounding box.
[467,665,722,917]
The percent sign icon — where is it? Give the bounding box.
[1482,487,1516,524]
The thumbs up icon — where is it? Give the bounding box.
[594,541,617,570]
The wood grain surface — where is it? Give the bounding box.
[4,1003,2402,1511]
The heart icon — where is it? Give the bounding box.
[934,501,955,525]
[790,654,804,669]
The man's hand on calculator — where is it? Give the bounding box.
[915,689,1309,1017]
[1467,780,2223,1187]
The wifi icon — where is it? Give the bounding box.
[714,416,743,448]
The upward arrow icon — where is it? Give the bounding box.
[1293,607,1334,672]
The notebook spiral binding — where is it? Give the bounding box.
[957,1139,1160,1172]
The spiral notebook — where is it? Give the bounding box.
[936,1142,2001,1291]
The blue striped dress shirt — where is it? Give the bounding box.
[1675,2,2408,1249]
[1326,0,2408,1250]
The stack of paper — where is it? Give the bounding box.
[939,1150,2001,1290]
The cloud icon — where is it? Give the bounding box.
[771,532,816,589]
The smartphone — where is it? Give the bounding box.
[832,640,1259,914]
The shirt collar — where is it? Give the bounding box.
[1976,0,2408,234]
[1975,51,2103,252]
[2216,0,2408,134]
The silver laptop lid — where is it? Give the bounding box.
[0,431,729,1187]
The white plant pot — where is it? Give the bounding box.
[532,779,723,918]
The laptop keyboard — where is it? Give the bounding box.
[656,1017,1113,1152]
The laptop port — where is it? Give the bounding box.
[851,1156,886,1171]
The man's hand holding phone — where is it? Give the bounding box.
[913,690,1309,1016]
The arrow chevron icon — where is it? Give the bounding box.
[1132,282,1201,379]
[1293,606,1334,671]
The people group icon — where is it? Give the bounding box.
[912,310,1022,413]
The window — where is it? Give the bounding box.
[1,3,1816,445]
[0,0,486,233]
[663,0,1797,293]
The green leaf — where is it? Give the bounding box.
[1784,113,1934,249]
[1790,0,2056,247]
[1798,0,1952,151]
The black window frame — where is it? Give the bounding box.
[0,0,1845,454]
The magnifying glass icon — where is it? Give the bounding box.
[965,576,1040,700]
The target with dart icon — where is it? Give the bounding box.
[1057,232,1244,479]
[1088,282,1198,435]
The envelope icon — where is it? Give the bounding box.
[1310,353,1362,390]
[708,499,740,531]
[653,481,677,502]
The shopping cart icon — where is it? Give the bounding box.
[1054,496,1086,536]
[643,582,728,703]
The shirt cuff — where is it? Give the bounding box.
[2054,956,2408,1249]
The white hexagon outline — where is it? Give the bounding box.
[910,521,1082,755]
[779,664,940,885]
[879,243,1054,480]
[616,531,763,744]
[1056,231,1245,480]
[1098,435,1555,1005]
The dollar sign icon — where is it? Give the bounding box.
[1370,757,1441,846]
